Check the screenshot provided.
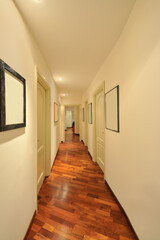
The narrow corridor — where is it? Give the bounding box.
[27,130,136,240]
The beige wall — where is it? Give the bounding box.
[61,94,82,105]
[82,0,160,239]
[0,1,59,239]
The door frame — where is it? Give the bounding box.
[36,68,51,193]
[93,81,105,174]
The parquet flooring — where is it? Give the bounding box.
[27,130,136,240]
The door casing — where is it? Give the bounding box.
[37,81,46,193]
[36,69,51,194]
[95,90,105,172]
[93,82,105,176]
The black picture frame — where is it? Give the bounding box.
[0,59,26,131]
[54,102,58,122]
[88,102,92,124]
[82,107,85,122]
[105,85,119,132]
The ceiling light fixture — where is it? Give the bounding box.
[58,77,62,81]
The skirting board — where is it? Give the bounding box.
[51,148,59,170]
[23,210,36,240]
[81,140,84,144]
[105,180,139,240]
[88,151,92,160]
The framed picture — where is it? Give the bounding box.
[82,107,85,122]
[54,102,58,122]
[88,102,92,124]
[105,85,119,132]
[0,59,26,132]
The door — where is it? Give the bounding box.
[37,82,46,193]
[85,101,88,146]
[96,90,105,172]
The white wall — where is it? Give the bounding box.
[82,0,160,239]
[0,1,59,240]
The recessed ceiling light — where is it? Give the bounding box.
[59,78,62,81]
[61,93,66,97]
[34,0,41,3]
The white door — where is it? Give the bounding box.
[37,82,46,193]
[96,90,105,172]
[85,101,88,146]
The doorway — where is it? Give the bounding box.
[37,72,51,193]
[65,106,75,130]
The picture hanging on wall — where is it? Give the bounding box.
[54,102,58,122]
[0,59,26,132]
[82,107,85,122]
[105,85,119,132]
[88,102,92,124]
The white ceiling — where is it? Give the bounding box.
[14,0,135,97]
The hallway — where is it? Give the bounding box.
[27,130,135,240]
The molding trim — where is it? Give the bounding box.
[88,151,92,160]
[23,210,36,240]
[37,70,51,177]
[51,148,59,170]
[81,140,84,144]
[105,180,139,240]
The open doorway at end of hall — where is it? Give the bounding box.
[64,105,80,142]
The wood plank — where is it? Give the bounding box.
[26,130,137,240]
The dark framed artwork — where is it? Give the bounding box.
[88,102,92,124]
[82,107,85,122]
[0,59,26,131]
[105,85,119,132]
[54,102,58,122]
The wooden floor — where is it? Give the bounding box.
[27,130,136,240]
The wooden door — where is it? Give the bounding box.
[37,82,46,193]
[96,90,105,172]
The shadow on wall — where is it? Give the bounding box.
[0,128,25,144]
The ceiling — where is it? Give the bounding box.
[14,0,135,99]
